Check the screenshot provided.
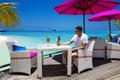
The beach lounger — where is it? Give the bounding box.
[6,41,37,75]
[73,40,95,73]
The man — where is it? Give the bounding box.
[61,26,88,72]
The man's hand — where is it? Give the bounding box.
[61,41,73,45]
[72,48,78,52]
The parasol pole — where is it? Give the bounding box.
[83,10,85,33]
[108,19,111,36]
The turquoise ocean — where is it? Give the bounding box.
[0,30,120,71]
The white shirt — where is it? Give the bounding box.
[70,33,88,48]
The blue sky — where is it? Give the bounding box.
[0,0,120,31]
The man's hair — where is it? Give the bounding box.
[76,26,82,31]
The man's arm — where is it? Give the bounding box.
[61,41,73,45]
[72,43,87,51]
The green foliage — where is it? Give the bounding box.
[57,36,61,42]
[0,2,20,28]
[113,20,120,30]
[116,20,120,24]
[46,36,50,40]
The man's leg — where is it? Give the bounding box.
[71,52,77,73]
[71,52,77,65]
[62,51,77,73]
[62,51,77,72]
[61,50,68,72]
[63,51,77,66]
[63,50,68,65]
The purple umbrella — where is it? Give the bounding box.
[54,0,120,33]
[89,10,120,35]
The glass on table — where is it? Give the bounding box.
[56,36,61,46]
[46,36,50,46]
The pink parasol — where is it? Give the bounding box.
[54,0,120,33]
[89,10,120,35]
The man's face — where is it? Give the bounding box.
[75,29,81,35]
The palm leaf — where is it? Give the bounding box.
[0,2,20,28]
[116,20,120,24]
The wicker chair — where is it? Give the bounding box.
[107,42,120,59]
[93,39,107,58]
[6,41,37,75]
[73,40,95,73]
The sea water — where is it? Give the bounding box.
[0,30,120,71]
